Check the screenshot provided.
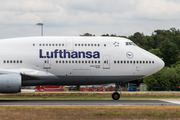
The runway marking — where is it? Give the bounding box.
[160,100,180,105]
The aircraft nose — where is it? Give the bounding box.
[158,58,165,70]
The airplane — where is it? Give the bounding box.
[0,36,164,100]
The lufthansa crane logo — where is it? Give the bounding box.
[126,51,133,59]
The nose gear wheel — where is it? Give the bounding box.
[112,82,123,100]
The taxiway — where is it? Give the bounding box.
[0,100,179,105]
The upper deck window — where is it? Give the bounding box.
[126,42,137,46]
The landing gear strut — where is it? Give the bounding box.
[112,82,123,100]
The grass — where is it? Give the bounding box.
[0,105,180,120]
[0,91,180,100]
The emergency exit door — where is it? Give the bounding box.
[103,55,110,69]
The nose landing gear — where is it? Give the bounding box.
[112,82,123,100]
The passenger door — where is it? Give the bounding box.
[43,59,51,69]
[103,55,110,69]
[66,38,74,51]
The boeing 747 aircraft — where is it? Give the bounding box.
[0,36,164,100]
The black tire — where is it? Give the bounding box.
[112,92,120,100]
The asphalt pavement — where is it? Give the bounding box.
[0,100,179,105]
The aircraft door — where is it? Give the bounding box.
[43,59,51,69]
[66,38,74,51]
[103,55,110,69]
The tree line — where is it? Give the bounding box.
[81,28,180,91]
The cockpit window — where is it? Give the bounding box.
[126,42,137,46]
[132,42,136,46]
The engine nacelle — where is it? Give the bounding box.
[0,74,21,93]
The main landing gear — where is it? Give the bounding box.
[112,82,123,100]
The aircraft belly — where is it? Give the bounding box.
[22,75,144,86]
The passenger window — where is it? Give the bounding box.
[88,60,90,63]
[127,61,129,64]
[117,61,119,64]
[137,61,138,64]
[91,44,93,46]
[104,61,106,64]
[82,61,84,63]
[146,61,148,64]
[46,44,48,46]
[75,61,77,63]
[92,61,94,63]
[152,61,154,64]
[85,60,87,63]
[59,44,61,46]
[75,44,77,46]
[143,61,145,64]
[49,44,51,46]
[130,61,132,63]
[104,44,106,47]
[69,60,71,63]
[33,44,35,46]
[98,44,100,46]
[56,44,58,46]
[133,61,135,64]
[39,44,41,46]
[149,61,151,64]
[126,42,128,45]
[4,60,6,63]
[124,61,126,64]
[79,61,81,63]
[121,61,123,64]
[94,44,96,46]
[59,60,61,63]
[72,60,74,63]
[95,61,97,63]
[62,44,64,46]
[66,60,68,63]
[7,60,9,63]
[78,44,80,46]
[98,61,100,63]
[85,44,87,46]
[114,61,116,64]
[82,44,83,46]
[140,61,142,64]
[52,44,54,46]
[43,44,45,46]
[20,60,22,63]
[88,44,90,46]
[62,60,64,63]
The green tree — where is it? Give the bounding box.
[128,32,148,50]
[160,38,179,66]
[80,33,95,36]
[149,49,162,58]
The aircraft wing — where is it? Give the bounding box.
[0,68,58,80]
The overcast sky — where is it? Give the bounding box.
[0,0,180,39]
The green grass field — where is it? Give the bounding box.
[1,91,180,120]
[0,106,180,120]
[0,91,180,100]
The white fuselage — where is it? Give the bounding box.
[0,36,164,86]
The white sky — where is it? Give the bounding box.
[0,0,180,39]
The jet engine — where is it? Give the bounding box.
[0,74,21,93]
